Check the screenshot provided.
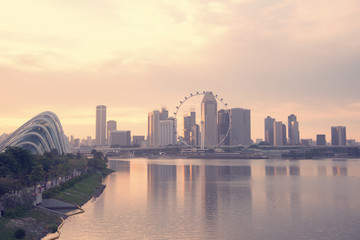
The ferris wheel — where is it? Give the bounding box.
[173,91,231,149]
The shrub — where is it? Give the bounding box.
[14,228,26,239]
[47,224,58,233]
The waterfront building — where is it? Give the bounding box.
[218,109,230,145]
[132,135,145,146]
[331,126,346,146]
[0,111,71,155]
[96,105,107,146]
[148,110,160,147]
[288,114,300,145]
[107,120,117,145]
[201,92,218,148]
[264,116,275,145]
[316,134,326,146]
[160,118,177,146]
[110,130,131,147]
[274,121,284,146]
[230,108,251,145]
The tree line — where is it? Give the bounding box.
[0,147,108,196]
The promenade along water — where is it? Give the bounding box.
[59,158,360,240]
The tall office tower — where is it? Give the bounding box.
[96,105,106,146]
[191,124,200,146]
[201,92,218,148]
[107,120,117,145]
[282,123,287,145]
[316,134,326,146]
[264,116,275,145]
[229,108,251,145]
[218,109,230,145]
[160,118,177,146]
[148,110,160,147]
[274,121,284,146]
[159,108,169,121]
[109,130,131,147]
[331,126,346,146]
[288,114,300,145]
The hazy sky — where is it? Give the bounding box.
[0,0,359,141]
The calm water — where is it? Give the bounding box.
[59,158,360,240]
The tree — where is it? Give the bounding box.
[29,164,45,184]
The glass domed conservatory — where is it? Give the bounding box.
[0,111,71,155]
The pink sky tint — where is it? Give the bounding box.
[0,0,359,141]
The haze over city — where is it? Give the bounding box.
[1,0,359,141]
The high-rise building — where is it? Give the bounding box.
[288,114,300,145]
[230,108,251,145]
[264,116,275,145]
[96,105,106,146]
[109,130,131,147]
[191,124,200,146]
[282,123,287,145]
[160,118,177,146]
[183,111,196,144]
[159,108,168,121]
[148,110,160,147]
[218,109,230,145]
[274,121,284,146]
[331,126,346,146]
[201,92,218,148]
[316,134,326,146]
[107,120,117,145]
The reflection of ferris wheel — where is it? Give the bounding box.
[173,91,231,149]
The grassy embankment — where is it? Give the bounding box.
[0,169,114,240]
[0,207,62,240]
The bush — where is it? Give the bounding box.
[4,207,26,218]
[14,228,26,239]
[47,224,58,233]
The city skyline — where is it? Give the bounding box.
[1,1,360,141]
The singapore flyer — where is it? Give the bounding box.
[173,91,231,150]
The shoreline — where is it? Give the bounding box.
[40,170,113,240]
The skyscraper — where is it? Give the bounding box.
[96,105,106,146]
[331,126,346,146]
[148,110,160,147]
[288,114,300,145]
[229,108,251,145]
[274,121,284,146]
[264,116,275,145]
[183,111,196,144]
[201,92,218,148]
[218,109,230,145]
[107,120,117,145]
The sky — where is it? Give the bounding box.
[0,0,359,141]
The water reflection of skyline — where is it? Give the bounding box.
[61,158,360,240]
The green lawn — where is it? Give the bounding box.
[52,173,103,205]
